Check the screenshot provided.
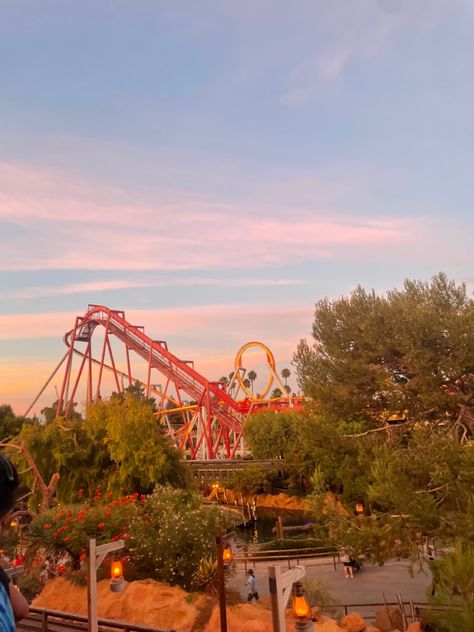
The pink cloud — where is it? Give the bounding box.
[9,277,303,300]
[0,159,425,272]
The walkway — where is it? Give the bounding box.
[229,557,432,606]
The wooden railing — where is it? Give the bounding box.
[233,547,340,570]
[17,601,459,631]
[18,606,175,632]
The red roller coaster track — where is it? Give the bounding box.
[26,305,302,460]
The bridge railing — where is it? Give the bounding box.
[233,547,340,571]
[18,606,175,632]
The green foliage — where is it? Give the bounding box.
[86,390,191,492]
[301,579,341,618]
[0,404,26,440]
[427,544,474,631]
[231,465,285,495]
[294,273,474,425]
[243,410,303,460]
[10,385,192,509]
[127,485,221,590]
[302,414,371,505]
[26,492,140,567]
[16,415,105,507]
[191,555,219,594]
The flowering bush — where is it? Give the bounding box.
[126,485,221,590]
[25,486,227,591]
[26,490,141,576]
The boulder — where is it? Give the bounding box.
[315,615,344,631]
[340,612,366,632]
[204,602,273,632]
[33,577,211,632]
[374,606,404,632]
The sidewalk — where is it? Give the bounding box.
[229,558,432,606]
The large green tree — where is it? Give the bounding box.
[85,388,191,492]
[294,273,474,426]
[243,410,303,460]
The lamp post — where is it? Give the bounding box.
[215,529,228,632]
[268,564,306,632]
[87,538,125,632]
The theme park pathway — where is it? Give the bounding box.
[229,557,432,607]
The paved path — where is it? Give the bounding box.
[229,557,432,607]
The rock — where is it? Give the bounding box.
[204,603,274,632]
[340,612,366,632]
[374,606,404,632]
[33,577,212,632]
[315,614,344,631]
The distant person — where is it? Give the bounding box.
[0,454,30,631]
[341,552,354,579]
[246,569,259,601]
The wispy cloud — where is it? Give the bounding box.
[277,0,456,103]
[8,277,304,300]
[0,160,424,272]
[0,303,312,341]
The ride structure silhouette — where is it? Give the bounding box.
[26,305,302,460]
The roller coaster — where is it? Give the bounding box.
[26,305,302,460]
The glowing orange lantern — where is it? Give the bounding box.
[110,560,123,579]
[223,545,233,565]
[292,582,310,620]
[355,503,364,515]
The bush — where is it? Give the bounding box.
[302,579,341,618]
[127,485,222,590]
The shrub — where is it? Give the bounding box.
[127,485,222,590]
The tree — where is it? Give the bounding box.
[281,368,291,387]
[0,405,25,441]
[243,378,251,389]
[243,410,303,460]
[85,390,191,492]
[247,370,257,396]
[271,387,283,398]
[294,273,474,427]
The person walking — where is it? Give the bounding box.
[246,569,259,601]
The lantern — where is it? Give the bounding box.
[110,560,123,579]
[223,545,233,566]
[355,503,364,515]
[292,582,311,620]
[110,560,126,593]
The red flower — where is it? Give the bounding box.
[98,523,104,529]
[43,523,51,530]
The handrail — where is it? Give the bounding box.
[234,549,340,571]
[22,606,176,632]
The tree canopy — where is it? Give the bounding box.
[294,273,474,426]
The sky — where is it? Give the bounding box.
[1,0,474,414]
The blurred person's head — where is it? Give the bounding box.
[0,454,19,518]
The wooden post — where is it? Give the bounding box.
[87,539,98,632]
[215,529,227,632]
[277,516,284,540]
